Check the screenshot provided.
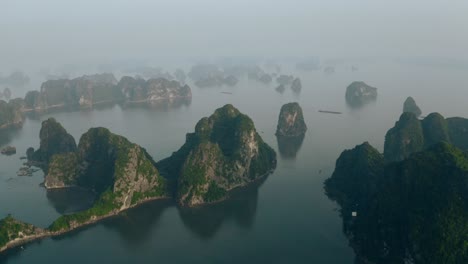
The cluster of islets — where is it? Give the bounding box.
[0,102,311,253]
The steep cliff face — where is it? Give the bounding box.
[275,102,307,137]
[118,76,192,104]
[403,96,422,117]
[326,142,468,264]
[0,99,24,130]
[31,118,77,165]
[44,126,169,232]
[43,127,168,207]
[157,104,276,206]
[345,81,378,107]
[384,112,425,162]
[384,112,468,162]
[45,153,79,188]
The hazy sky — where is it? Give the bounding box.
[2,0,468,67]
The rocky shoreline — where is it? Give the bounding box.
[0,195,170,254]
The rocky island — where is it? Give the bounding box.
[0,98,24,130]
[24,73,120,112]
[325,141,468,264]
[276,75,294,86]
[118,76,192,105]
[0,104,277,253]
[384,112,468,162]
[22,74,191,113]
[28,118,77,167]
[345,81,378,107]
[246,66,272,84]
[290,78,302,94]
[275,102,307,137]
[1,146,16,155]
[403,96,422,117]
[275,84,286,94]
[157,104,277,206]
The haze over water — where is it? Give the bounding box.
[0,60,467,263]
[1,1,468,263]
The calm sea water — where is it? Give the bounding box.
[1,61,467,263]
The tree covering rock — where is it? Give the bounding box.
[325,142,468,264]
[157,104,277,206]
[275,102,307,137]
[0,215,46,250]
[43,128,169,231]
[446,117,468,150]
[290,78,302,93]
[325,142,384,208]
[403,96,422,117]
[345,81,378,107]
[30,118,77,165]
[384,112,468,162]
[383,112,424,162]
[421,112,450,146]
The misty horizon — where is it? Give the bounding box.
[2,0,468,70]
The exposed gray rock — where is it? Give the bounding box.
[276,102,307,137]
[345,81,377,107]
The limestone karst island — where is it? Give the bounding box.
[1,1,467,263]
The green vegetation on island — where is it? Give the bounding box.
[157,104,277,206]
[1,104,276,252]
[384,112,468,162]
[325,142,468,264]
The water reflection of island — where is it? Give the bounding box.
[46,187,96,215]
[44,177,263,245]
[102,200,174,247]
[0,127,19,147]
[276,135,305,159]
[178,178,265,239]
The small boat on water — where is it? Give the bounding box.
[221,92,233,95]
[318,110,342,114]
